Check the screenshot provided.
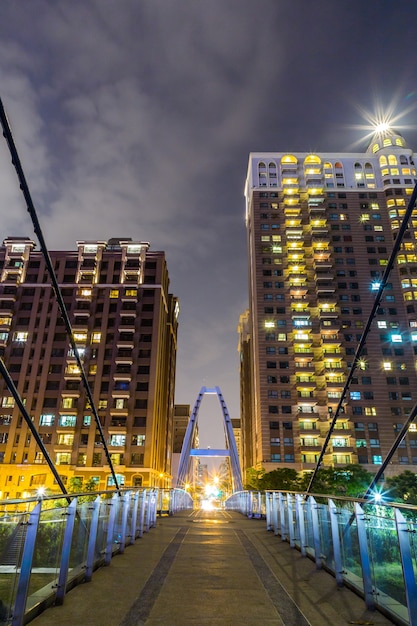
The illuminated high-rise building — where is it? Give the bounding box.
[0,237,178,498]
[240,130,417,477]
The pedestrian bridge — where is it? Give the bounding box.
[0,489,414,626]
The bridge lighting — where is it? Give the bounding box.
[374,121,391,134]
[36,486,46,498]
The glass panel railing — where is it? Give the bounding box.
[365,504,408,624]
[0,510,28,624]
[25,505,65,613]
[317,502,333,568]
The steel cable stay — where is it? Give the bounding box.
[306,179,417,497]
[0,97,121,494]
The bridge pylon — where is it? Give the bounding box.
[176,386,243,492]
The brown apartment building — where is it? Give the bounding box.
[239,130,417,478]
[0,237,178,498]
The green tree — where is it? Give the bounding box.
[244,467,265,490]
[309,464,374,497]
[259,467,299,490]
[386,470,417,505]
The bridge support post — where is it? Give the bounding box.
[12,502,41,626]
[309,496,322,569]
[55,498,78,604]
[105,493,118,565]
[328,499,343,587]
[85,496,101,581]
[287,493,295,548]
[295,494,306,557]
[395,508,417,625]
[355,502,375,610]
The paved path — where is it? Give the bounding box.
[31,508,394,626]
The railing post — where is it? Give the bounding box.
[266,492,272,531]
[354,502,375,610]
[272,492,279,536]
[328,499,343,587]
[105,493,118,565]
[55,497,78,605]
[119,491,131,554]
[12,502,41,626]
[150,489,157,527]
[130,491,139,543]
[287,493,295,548]
[395,508,417,626]
[309,496,322,569]
[296,494,306,556]
[279,492,287,540]
[85,496,101,581]
[138,489,147,537]
[144,489,151,532]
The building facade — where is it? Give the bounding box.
[240,130,417,477]
[0,237,179,498]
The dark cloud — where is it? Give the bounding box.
[0,0,416,426]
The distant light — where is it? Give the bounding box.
[391,334,402,343]
[373,492,382,503]
[371,282,381,291]
[374,121,391,134]
[36,486,46,498]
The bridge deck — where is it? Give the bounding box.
[31,509,394,626]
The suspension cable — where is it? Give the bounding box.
[0,358,70,500]
[306,179,417,495]
[0,98,121,493]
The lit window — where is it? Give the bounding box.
[58,433,74,446]
[40,414,55,426]
[59,415,77,427]
[377,321,387,329]
[364,407,377,416]
[110,290,119,298]
[66,363,81,375]
[73,332,87,343]
[1,397,14,408]
[11,244,25,253]
[13,331,28,342]
[383,362,392,370]
[109,435,126,447]
[127,245,142,254]
[55,452,71,465]
[80,288,92,297]
[84,245,98,254]
[391,334,402,343]
[98,400,108,409]
[83,415,91,426]
[350,391,361,400]
[125,289,137,297]
[0,317,12,326]
[91,332,101,343]
[62,397,75,409]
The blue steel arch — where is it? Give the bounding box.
[176,386,243,492]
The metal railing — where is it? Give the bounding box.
[225,490,417,626]
[0,487,193,625]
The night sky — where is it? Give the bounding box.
[1,1,417,447]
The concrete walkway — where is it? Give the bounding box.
[31,508,395,626]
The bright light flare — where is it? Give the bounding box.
[201,499,215,511]
[345,91,417,150]
[374,121,391,134]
